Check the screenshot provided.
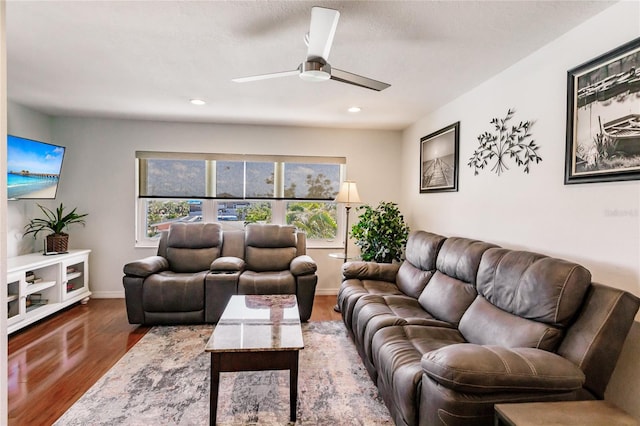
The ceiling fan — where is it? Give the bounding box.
[232,7,390,91]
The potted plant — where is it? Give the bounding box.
[23,203,88,253]
[350,201,410,263]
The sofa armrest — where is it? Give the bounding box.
[342,261,400,282]
[421,343,585,394]
[211,256,245,273]
[123,256,169,278]
[291,255,317,276]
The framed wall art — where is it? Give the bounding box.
[420,122,459,193]
[565,37,640,184]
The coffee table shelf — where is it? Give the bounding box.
[205,294,304,425]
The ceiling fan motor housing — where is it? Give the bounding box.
[299,60,331,82]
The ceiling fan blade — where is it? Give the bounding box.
[306,7,340,62]
[331,68,391,91]
[232,69,299,83]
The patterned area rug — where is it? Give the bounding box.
[54,321,392,425]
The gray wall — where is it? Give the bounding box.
[46,117,402,297]
[7,101,55,258]
[400,1,640,418]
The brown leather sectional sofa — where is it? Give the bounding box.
[123,222,318,324]
[338,230,639,426]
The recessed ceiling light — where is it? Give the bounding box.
[190,99,206,106]
[348,106,361,113]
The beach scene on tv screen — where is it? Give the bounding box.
[7,135,65,199]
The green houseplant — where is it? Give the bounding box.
[350,201,410,263]
[24,203,88,253]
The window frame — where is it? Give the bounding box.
[134,152,347,249]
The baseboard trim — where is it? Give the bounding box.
[316,288,339,296]
[91,291,125,299]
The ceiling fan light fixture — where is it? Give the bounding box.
[190,99,206,106]
[299,61,331,82]
[348,106,361,113]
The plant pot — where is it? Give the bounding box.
[46,233,69,253]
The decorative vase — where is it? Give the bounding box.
[46,233,69,253]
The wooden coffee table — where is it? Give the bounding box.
[204,294,304,425]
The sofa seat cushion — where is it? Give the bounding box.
[422,343,585,394]
[238,270,296,294]
[338,278,403,330]
[142,271,206,312]
[353,294,454,367]
[372,325,466,426]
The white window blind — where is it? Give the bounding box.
[137,151,345,201]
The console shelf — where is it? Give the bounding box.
[7,249,91,334]
[25,280,57,295]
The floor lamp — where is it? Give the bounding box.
[333,181,361,312]
[335,180,361,263]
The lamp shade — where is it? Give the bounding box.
[335,181,361,205]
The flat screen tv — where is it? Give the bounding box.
[7,135,66,200]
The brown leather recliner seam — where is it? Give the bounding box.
[576,291,623,369]
[424,360,578,379]
[486,249,513,306]
[510,348,538,376]
[424,370,581,391]
[483,346,511,374]
[535,327,554,349]
[554,264,582,324]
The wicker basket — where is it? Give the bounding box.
[46,233,69,253]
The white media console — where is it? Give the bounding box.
[6,249,91,334]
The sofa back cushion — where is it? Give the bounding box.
[165,222,222,273]
[418,237,497,324]
[220,230,245,258]
[396,231,446,298]
[459,297,564,350]
[459,248,591,350]
[245,224,298,272]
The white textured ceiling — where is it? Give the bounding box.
[6,1,615,130]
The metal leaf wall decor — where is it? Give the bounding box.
[468,108,542,176]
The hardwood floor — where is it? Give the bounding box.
[7,295,341,425]
[309,294,342,322]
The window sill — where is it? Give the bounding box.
[135,241,160,249]
[136,240,344,250]
[306,243,345,250]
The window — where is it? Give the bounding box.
[135,152,346,247]
[286,201,337,240]
[142,199,204,239]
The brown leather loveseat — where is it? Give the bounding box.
[338,230,639,426]
[123,222,318,325]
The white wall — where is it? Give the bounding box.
[46,117,401,297]
[6,101,54,258]
[401,1,640,418]
[1,2,8,422]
